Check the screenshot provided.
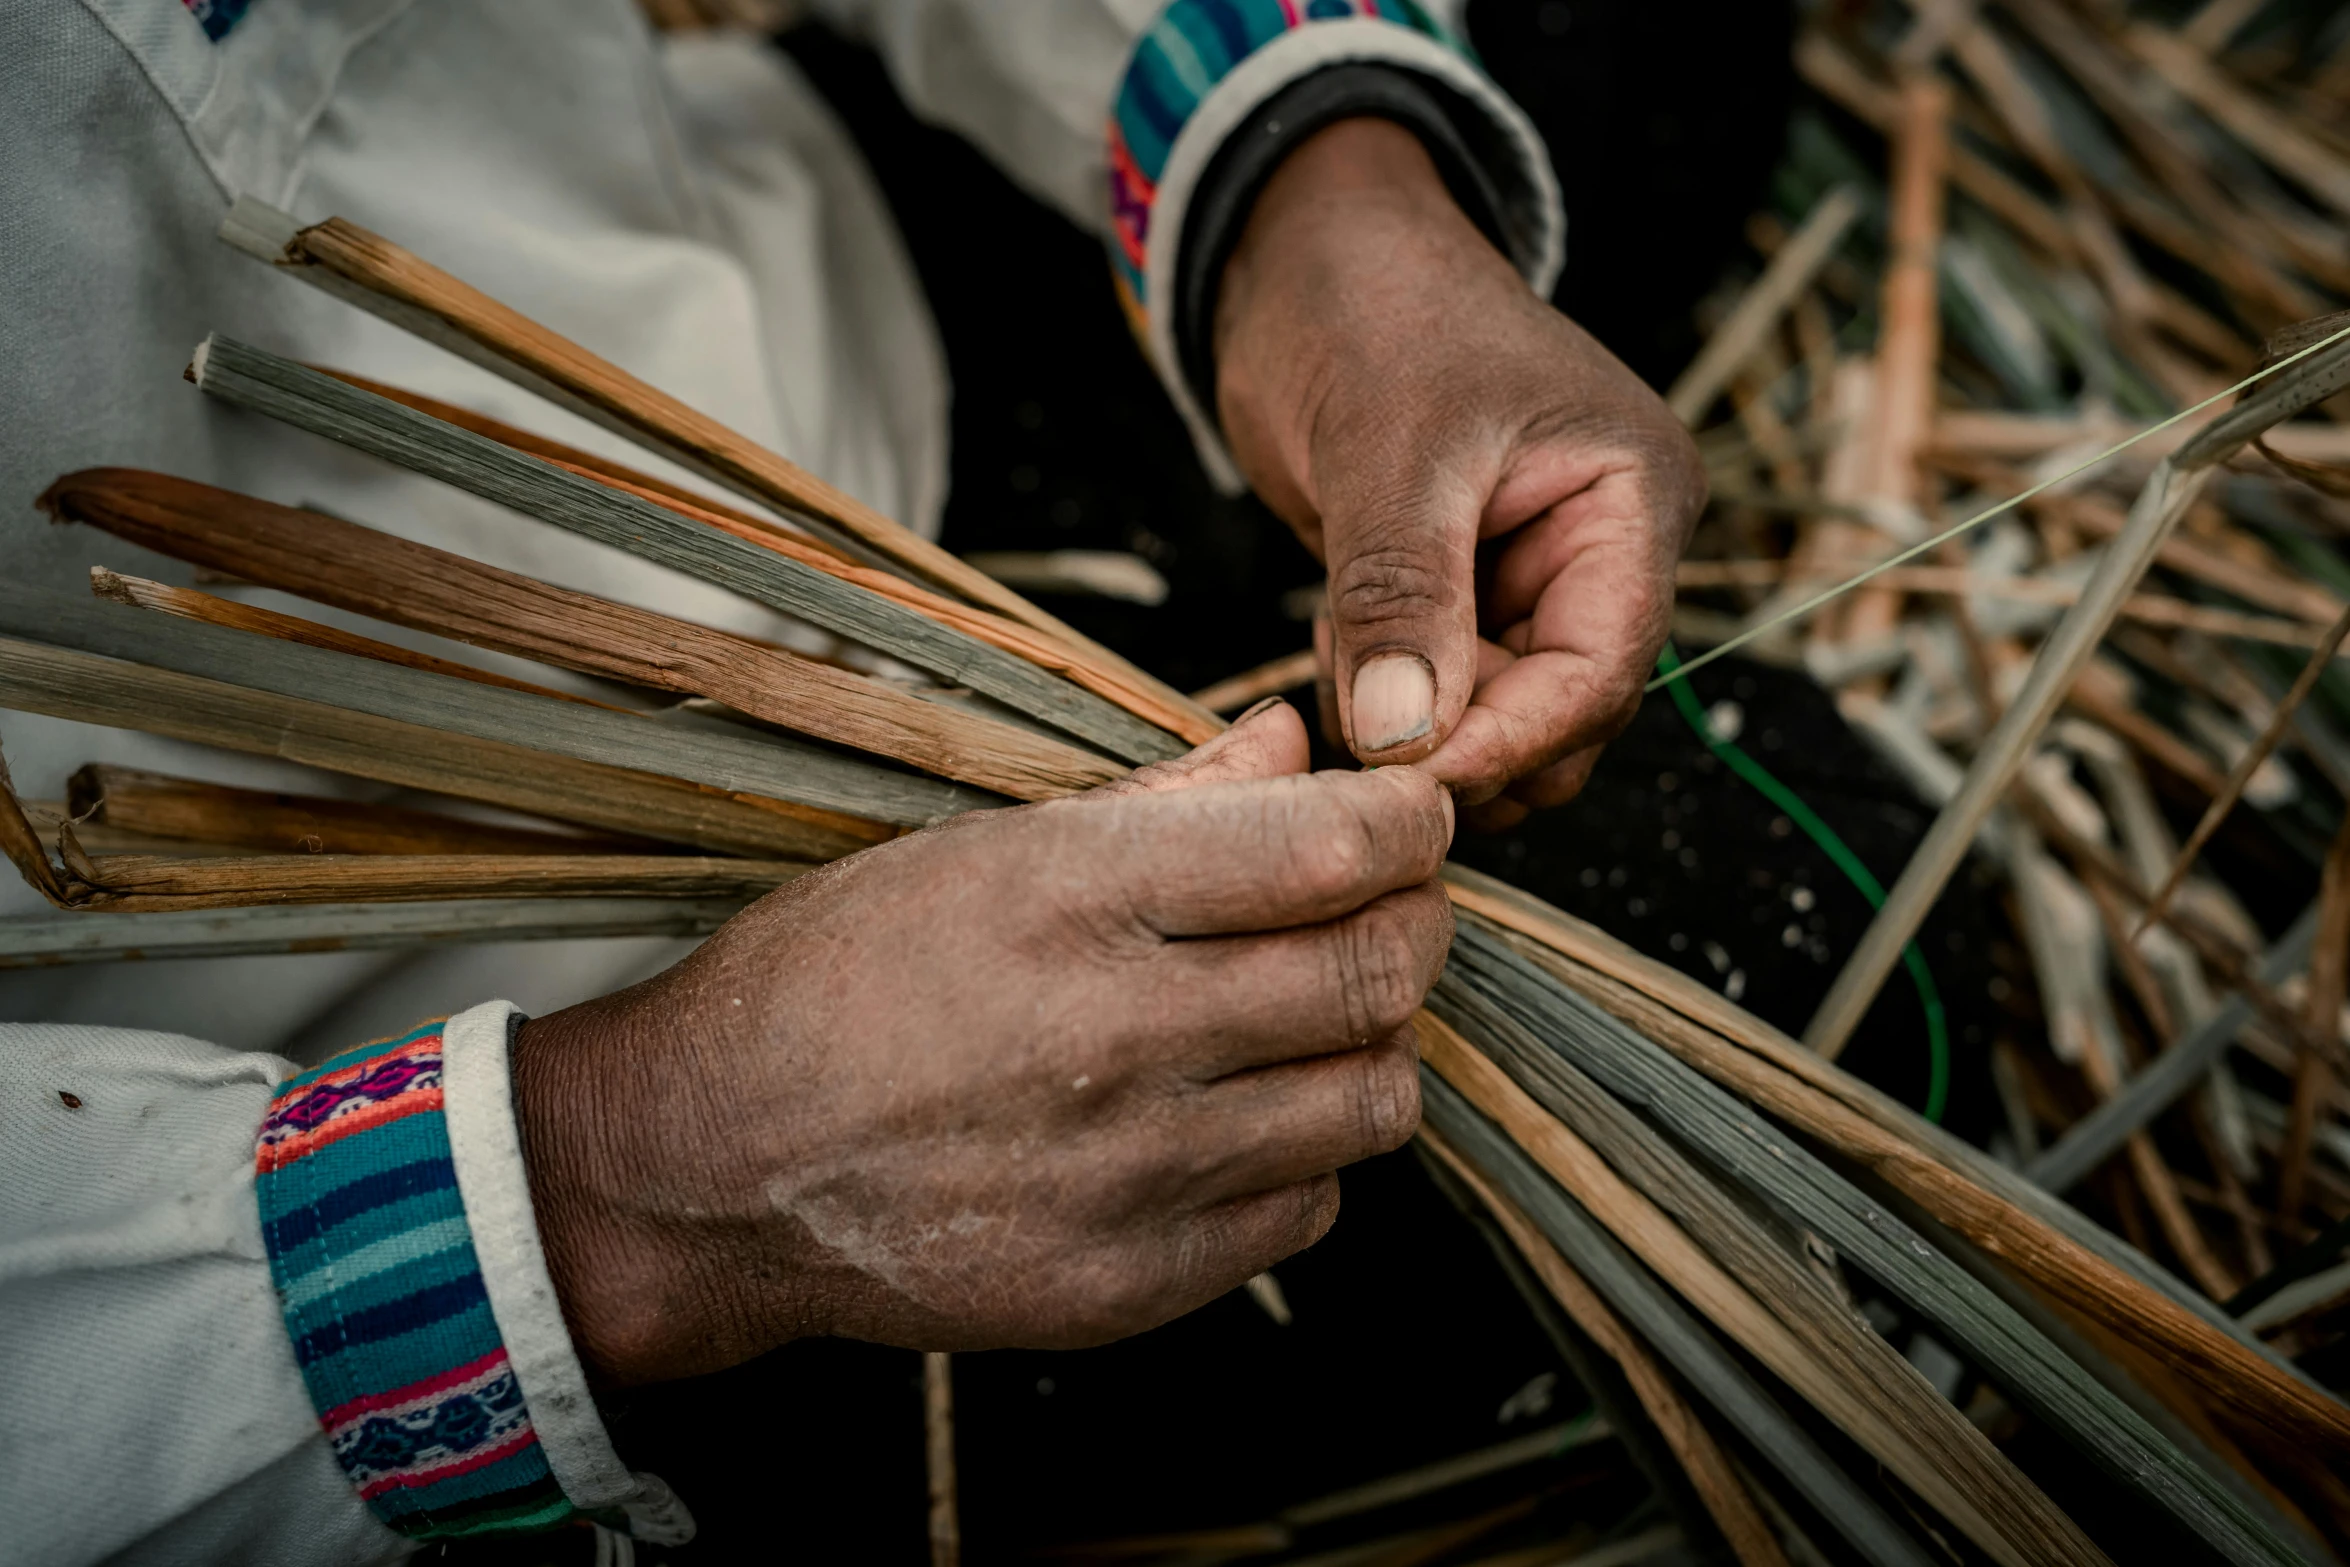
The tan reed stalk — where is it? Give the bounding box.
[1418,1121,1798,1567]
[0,637,878,861]
[89,569,625,711]
[309,371,1220,744]
[23,849,804,912]
[1414,1011,2096,1567]
[2279,811,2350,1218]
[1440,868,2350,1465]
[51,471,1126,801]
[67,763,661,858]
[2137,598,2350,935]
[215,198,1217,737]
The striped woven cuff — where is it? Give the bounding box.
[255,1016,573,1542]
[1107,0,1564,485]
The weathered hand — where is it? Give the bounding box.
[1217,119,1706,826]
[511,702,1453,1384]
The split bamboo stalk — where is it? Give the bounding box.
[0,896,749,968]
[1805,326,2350,1058]
[317,368,854,562]
[1665,186,1864,426]
[1417,1126,1792,1567]
[0,637,869,861]
[0,742,792,912]
[213,197,1217,737]
[67,763,659,858]
[315,371,1219,744]
[50,471,1126,801]
[185,335,1186,766]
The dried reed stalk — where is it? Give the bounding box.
[215,198,1216,737]
[1189,649,1318,715]
[1675,558,2350,653]
[0,897,750,968]
[67,763,657,858]
[51,470,1125,801]
[25,850,802,913]
[1444,873,2350,1467]
[1807,318,2350,1055]
[1869,73,1949,515]
[1417,1125,1790,1567]
[2279,812,2350,1218]
[0,636,870,861]
[187,335,1185,767]
[1415,1006,2096,1567]
[5,583,980,830]
[2137,598,2350,934]
[1418,1071,1944,1567]
[88,569,627,711]
[317,371,1220,744]
[2063,676,2232,799]
[924,1352,959,1567]
[2076,874,2245,1301]
[1665,186,1864,425]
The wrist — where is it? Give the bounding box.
[1214,118,1517,517]
[512,997,764,1386]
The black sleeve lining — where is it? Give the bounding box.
[1172,63,1515,431]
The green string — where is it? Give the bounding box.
[1654,642,1950,1123]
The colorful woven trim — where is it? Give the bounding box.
[1108,0,1462,331]
[256,1020,573,1541]
[181,0,255,43]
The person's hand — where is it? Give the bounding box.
[1216,118,1707,828]
[510,702,1453,1385]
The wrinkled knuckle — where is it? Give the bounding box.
[1329,541,1448,631]
[1334,904,1427,1041]
[1356,1045,1422,1154]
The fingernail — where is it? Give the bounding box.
[1232,695,1288,727]
[1352,654,1435,752]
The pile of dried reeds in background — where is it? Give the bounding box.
[9,0,2350,1557]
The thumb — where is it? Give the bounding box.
[1116,698,1310,795]
[1325,493,1480,767]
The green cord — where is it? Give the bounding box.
[1654,643,1950,1124]
[1550,1403,1602,1456]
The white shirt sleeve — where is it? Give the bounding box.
[0,1002,688,1565]
[0,1022,406,1565]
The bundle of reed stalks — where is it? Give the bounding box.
[8,12,2350,1550]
